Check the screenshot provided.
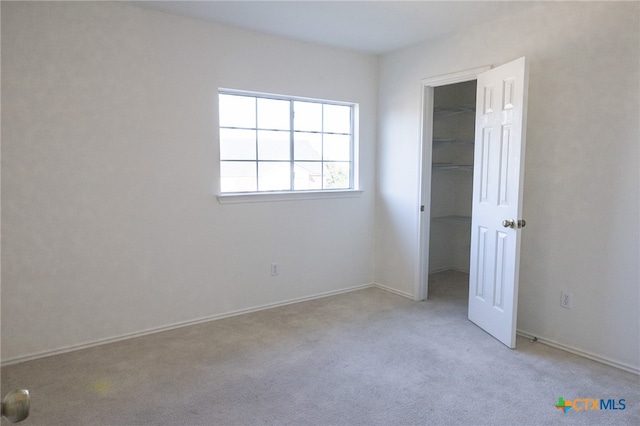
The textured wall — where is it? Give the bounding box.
[1,1,377,362]
[376,2,639,370]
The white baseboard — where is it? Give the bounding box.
[1,283,375,367]
[373,282,414,300]
[5,285,636,379]
[516,329,640,376]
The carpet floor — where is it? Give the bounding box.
[2,270,639,425]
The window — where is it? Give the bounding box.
[218,90,356,194]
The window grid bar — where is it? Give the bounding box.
[349,106,354,188]
[321,104,325,189]
[254,99,259,192]
[289,100,295,191]
[222,160,349,163]
[220,125,349,136]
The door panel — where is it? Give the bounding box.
[468,57,529,348]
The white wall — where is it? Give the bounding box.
[1,2,377,362]
[376,2,639,371]
[3,1,639,374]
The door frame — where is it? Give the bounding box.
[415,65,491,301]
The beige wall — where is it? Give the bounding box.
[376,1,639,371]
[1,1,378,362]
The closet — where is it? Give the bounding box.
[428,80,477,277]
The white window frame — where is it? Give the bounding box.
[216,89,362,204]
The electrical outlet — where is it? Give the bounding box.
[561,291,572,309]
[271,263,279,276]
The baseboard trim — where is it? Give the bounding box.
[1,283,375,367]
[516,329,640,376]
[373,282,414,300]
[6,286,636,377]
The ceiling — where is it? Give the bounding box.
[130,1,541,55]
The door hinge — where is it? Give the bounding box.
[420,205,425,212]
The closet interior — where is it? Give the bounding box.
[428,80,477,281]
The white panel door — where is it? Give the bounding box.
[468,57,529,348]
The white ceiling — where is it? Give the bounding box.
[130,1,541,54]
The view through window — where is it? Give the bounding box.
[219,90,355,193]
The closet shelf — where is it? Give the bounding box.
[433,104,475,117]
[433,138,474,145]
[432,215,471,225]
[432,163,473,171]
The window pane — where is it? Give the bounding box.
[258,162,291,191]
[324,162,350,189]
[323,134,350,161]
[323,104,351,134]
[219,90,356,194]
[293,101,322,132]
[258,98,290,130]
[294,132,322,160]
[219,94,255,128]
[220,129,256,160]
[294,162,322,190]
[258,130,290,160]
[221,161,257,192]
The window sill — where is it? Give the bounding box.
[217,189,363,204]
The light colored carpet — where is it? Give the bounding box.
[2,270,639,425]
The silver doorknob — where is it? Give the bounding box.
[502,219,515,229]
[518,219,527,228]
[2,390,30,423]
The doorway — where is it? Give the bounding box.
[427,80,477,303]
[416,66,490,302]
[428,80,476,300]
[418,58,530,349]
